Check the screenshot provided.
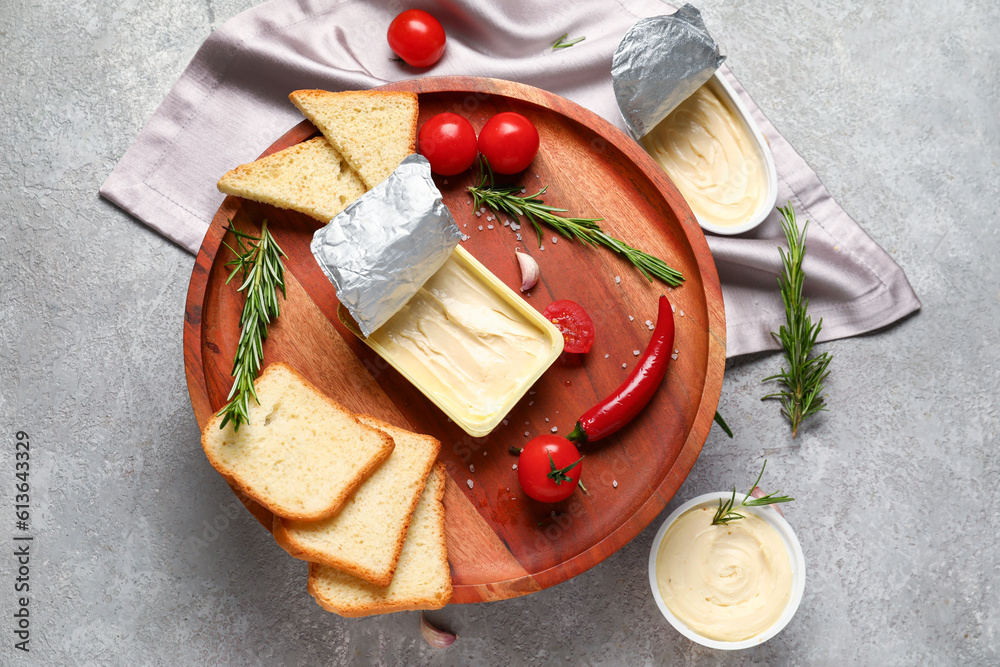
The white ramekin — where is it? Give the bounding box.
[647,491,806,650]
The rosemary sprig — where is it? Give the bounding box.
[711,460,793,525]
[467,157,684,286]
[552,33,586,49]
[217,220,287,431]
[762,203,832,437]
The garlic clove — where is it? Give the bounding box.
[516,250,539,292]
[420,613,457,648]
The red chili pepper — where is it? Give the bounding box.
[566,295,675,445]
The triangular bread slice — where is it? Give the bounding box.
[272,415,441,586]
[289,90,418,189]
[308,463,452,617]
[201,363,394,521]
[217,136,367,222]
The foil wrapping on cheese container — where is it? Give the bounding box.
[612,3,726,138]
[310,154,461,337]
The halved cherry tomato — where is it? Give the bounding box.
[517,435,583,503]
[419,113,478,175]
[387,9,446,68]
[477,112,539,174]
[543,300,595,354]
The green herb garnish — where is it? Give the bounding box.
[762,203,832,437]
[714,410,734,438]
[217,220,287,431]
[711,460,793,526]
[552,33,586,49]
[467,157,684,286]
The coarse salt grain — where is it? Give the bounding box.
[545,417,549,423]
[503,419,508,425]
[633,349,640,356]
[524,431,529,437]
[604,353,610,359]
[680,310,685,317]
[615,275,621,284]
[671,354,678,360]
[469,464,475,472]
[516,234,522,241]
[488,224,494,229]
[513,464,518,470]
[550,426,558,433]
[671,304,676,313]
[529,390,536,395]
[476,211,482,217]
[552,237,558,244]
[540,245,545,251]
[480,207,486,212]
[645,320,652,326]
[629,316,634,321]
[613,480,618,488]
[528,401,534,406]
[467,479,474,489]
[622,363,627,368]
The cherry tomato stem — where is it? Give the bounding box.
[567,295,675,445]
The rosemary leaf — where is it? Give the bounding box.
[552,33,586,49]
[711,460,793,525]
[467,157,684,287]
[217,220,287,432]
[762,203,832,437]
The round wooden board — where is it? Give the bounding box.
[184,76,725,604]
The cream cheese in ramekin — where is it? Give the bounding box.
[642,82,766,230]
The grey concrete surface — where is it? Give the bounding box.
[1,0,997,665]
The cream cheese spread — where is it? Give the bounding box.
[655,503,793,642]
[642,83,765,228]
[368,254,549,425]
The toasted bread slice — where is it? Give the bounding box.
[289,90,418,189]
[273,415,441,586]
[217,137,367,222]
[201,363,394,521]
[308,463,452,617]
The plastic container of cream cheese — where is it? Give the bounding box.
[648,491,806,649]
[641,72,778,236]
[339,245,564,437]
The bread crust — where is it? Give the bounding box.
[272,414,440,587]
[306,464,452,617]
[200,362,395,522]
[288,89,419,188]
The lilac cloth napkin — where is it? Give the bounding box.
[99,0,920,357]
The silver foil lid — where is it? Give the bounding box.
[310,154,461,337]
[612,4,726,138]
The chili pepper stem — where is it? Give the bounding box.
[566,422,587,445]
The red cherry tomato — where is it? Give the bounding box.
[418,113,478,176]
[387,9,446,68]
[542,300,595,354]
[517,435,583,503]
[477,112,539,174]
